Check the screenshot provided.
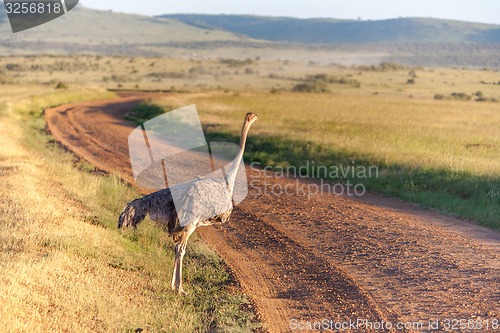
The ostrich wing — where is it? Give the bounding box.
[174,177,233,227]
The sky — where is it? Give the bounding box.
[79,0,500,25]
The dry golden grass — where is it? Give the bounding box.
[143,67,500,227]
[0,97,170,332]
[0,56,499,332]
[153,89,500,178]
[0,89,258,332]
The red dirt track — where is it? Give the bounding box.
[46,93,500,333]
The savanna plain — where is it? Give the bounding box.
[0,55,499,332]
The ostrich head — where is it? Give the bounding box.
[245,113,258,125]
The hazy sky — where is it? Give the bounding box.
[79,0,500,24]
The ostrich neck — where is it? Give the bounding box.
[226,120,252,193]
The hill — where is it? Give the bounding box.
[1,6,499,68]
[0,6,251,55]
[160,14,500,44]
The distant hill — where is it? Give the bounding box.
[160,14,500,44]
[1,7,500,68]
[0,4,5,24]
[0,6,241,44]
[0,6,250,55]
[476,28,500,42]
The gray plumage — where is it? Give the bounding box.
[118,113,258,294]
[118,176,233,240]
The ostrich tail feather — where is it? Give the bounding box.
[118,198,147,229]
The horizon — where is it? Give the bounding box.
[0,1,499,25]
[83,7,500,25]
[77,0,500,25]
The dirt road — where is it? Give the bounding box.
[46,93,500,333]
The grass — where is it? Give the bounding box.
[125,102,166,124]
[0,88,260,332]
[1,54,499,331]
[128,87,500,229]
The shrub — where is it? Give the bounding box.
[124,103,166,124]
[292,81,328,93]
[5,63,24,71]
[434,92,467,101]
[304,74,361,88]
[474,91,484,99]
[189,66,210,75]
[146,71,186,79]
[354,62,408,72]
[55,82,68,89]
[110,74,130,83]
[218,58,254,67]
[450,92,471,101]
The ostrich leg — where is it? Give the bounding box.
[171,225,196,295]
[171,246,180,291]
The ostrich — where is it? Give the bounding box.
[118,113,258,295]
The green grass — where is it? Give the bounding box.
[127,90,500,229]
[206,130,499,228]
[124,102,166,124]
[0,88,260,332]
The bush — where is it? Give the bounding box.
[292,81,328,93]
[450,92,471,101]
[304,74,361,88]
[124,103,166,124]
[189,66,210,75]
[55,82,68,90]
[473,91,498,102]
[110,74,130,83]
[354,62,408,72]
[218,58,254,67]
[5,63,24,71]
[146,71,186,79]
[434,92,466,101]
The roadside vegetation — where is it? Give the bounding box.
[0,87,260,332]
